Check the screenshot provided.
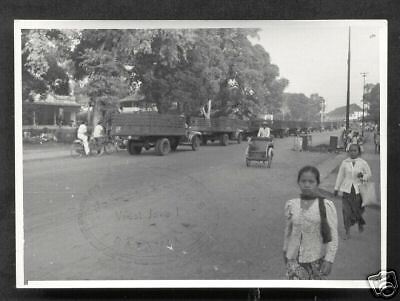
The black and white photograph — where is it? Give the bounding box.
[15,20,387,289]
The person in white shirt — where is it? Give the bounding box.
[283,166,338,279]
[93,121,105,140]
[92,121,106,154]
[334,144,372,240]
[77,121,90,155]
[257,122,271,138]
[255,122,273,158]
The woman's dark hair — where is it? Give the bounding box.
[297,165,320,185]
[348,143,362,155]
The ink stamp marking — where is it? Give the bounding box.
[78,167,219,265]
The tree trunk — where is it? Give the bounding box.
[92,102,103,129]
[200,99,212,119]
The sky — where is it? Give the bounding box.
[249,21,384,112]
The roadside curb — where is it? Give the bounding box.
[316,151,347,199]
[317,152,347,182]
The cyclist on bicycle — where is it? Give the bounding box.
[77,121,90,155]
[93,121,105,150]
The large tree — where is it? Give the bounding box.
[22,29,79,100]
[283,93,323,122]
[24,28,291,125]
[364,83,380,123]
[72,29,197,125]
[73,28,289,120]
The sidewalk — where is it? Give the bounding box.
[318,132,382,279]
[23,142,72,162]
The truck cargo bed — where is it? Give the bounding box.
[190,117,248,133]
[111,112,186,137]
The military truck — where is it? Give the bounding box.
[190,116,247,146]
[111,112,202,155]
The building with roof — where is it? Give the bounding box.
[325,103,363,122]
[23,94,81,128]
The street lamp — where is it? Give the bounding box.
[345,27,351,131]
[320,98,325,129]
[361,72,367,137]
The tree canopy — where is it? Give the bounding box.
[22,28,331,125]
[22,29,80,100]
[281,93,324,122]
[364,83,380,122]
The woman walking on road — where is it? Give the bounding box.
[334,144,372,240]
[283,166,339,279]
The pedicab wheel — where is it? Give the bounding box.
[246,158,250,167]
[267,148,273,168]
[70,142,83,158]
[156,138,171,156]
[104,141,116,154]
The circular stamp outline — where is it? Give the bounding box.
[78,166,220,266]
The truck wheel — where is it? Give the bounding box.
[170,138,179,151]
[156,138,171,156]
[128,141,142,155]
[237,133,242,144]
[220,134,229,146]
[192,135,200,151]
[133,146,142,154]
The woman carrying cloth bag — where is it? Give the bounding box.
[334,144,373,240]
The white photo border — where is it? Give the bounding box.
[15,19,388,289]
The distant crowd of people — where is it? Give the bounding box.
[340,124,379,154]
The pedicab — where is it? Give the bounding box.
[245,137,274,168]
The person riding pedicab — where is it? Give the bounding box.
[259,121,273,154]
[246,122,273,158]
[257,121,271,138]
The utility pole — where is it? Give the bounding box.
[361,72,367,137]
[345,27,351,131]
[319,97,325,128]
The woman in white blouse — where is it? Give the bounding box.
[283,166,339,279]
[334,143,372,240]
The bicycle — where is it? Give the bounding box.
[70,136,116,158]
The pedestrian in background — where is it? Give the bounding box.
[334,144,372,240]
[77,120,90,156]
[374,127,380,153]
[345,130,353,151]
[283,166,338,279]
[340,126,347,148]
